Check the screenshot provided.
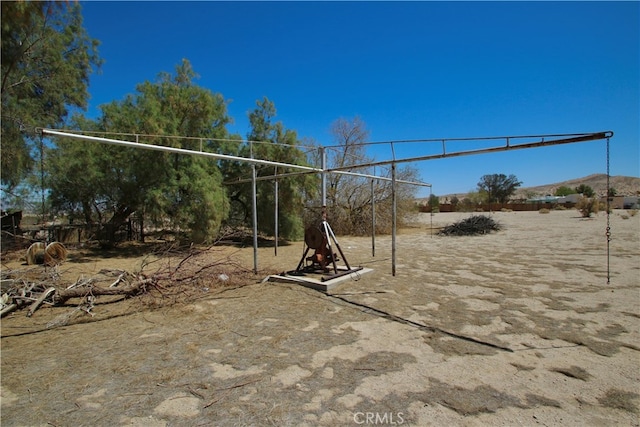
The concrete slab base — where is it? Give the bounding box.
[266,266,373,292]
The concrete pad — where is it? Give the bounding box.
[266,267,374,292]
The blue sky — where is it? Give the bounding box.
[80,1,639,197]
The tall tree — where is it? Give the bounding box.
[1,1,101,189]
[477,173,522,204]
[223,97,316,240]
[575,184,595,198]
[427,194,440,212]
[555,185,575,196]
[47,60,230,244]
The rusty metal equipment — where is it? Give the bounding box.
[291,209,362,281]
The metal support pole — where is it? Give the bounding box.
[39,134,46,226]
[274,167,279,257]
[391,143,397,277]
[606,136,611,284]
[320,146,327,208]
[430,186,434,238]
[391,164,397,276]
[251,144,258,274]
[371,178,376,257]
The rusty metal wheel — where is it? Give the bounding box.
[304,226,324,249]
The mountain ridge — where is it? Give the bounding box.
[514,174,639,198]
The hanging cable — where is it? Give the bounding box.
[606,136,611,284]
[430,186,434,238]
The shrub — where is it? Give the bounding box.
[539,208,550,214]
[576,196,599,218]
[628,209,638,217]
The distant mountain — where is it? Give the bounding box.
[421,174,640,203]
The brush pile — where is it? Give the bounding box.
[437,215,502,236]
[1,245,255,324]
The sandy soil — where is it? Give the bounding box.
[1,209,639,426]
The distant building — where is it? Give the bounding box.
[557,194,582,204]
[624,197,640,209]
[596,196,639,209]
[526,195,559,203]
[525,194,583,204]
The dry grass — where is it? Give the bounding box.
[597,389,639,413]
[550,366,591,381]
[1,210,638,426]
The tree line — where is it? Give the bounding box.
[1,2,418,245]
[427,174,609,214]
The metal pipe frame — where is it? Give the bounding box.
[41,129,323,173]
[42,128,431,188]
[328,132,613,172]
[42,128,613,278]
[321,131,613,149]
[226,169,432,188]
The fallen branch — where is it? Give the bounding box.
[52,278,155,306]
[27,287,56,317]
[1,303,18,317]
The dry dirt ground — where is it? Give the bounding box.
[1,210,639,426]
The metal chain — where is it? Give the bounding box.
[606,136,611,284]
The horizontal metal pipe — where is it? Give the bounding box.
[322,131,614,149]
[328,132,613,172]
[225,168,431,187]
[44,128,610,187]
[41,129,322,173]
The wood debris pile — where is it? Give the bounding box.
[437,215,502,236]
[1,245,255,325]
[1,267,153,320]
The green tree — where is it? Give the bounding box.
[477,174,522,204]
[223,97,316,240]
[555,186,575,196]
[427,194,440,212]
[47,60,229,244]
[1,1,101,189]
[575,184,595,198]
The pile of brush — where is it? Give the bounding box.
[437,215,502,236]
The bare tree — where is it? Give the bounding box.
[307,117,419,235]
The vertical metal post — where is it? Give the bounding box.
[320,146,327,208]
[371,178,376,257]
[391,143,397,277]
[40,134,45,225]
[430,186,434,238]
[251,143,258,274]
[274,167,279,257]
[606,136,611,284]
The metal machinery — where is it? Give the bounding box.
[40,129,613,281]
[292,209,363,281]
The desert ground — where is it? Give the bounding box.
[1,209,639,426]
